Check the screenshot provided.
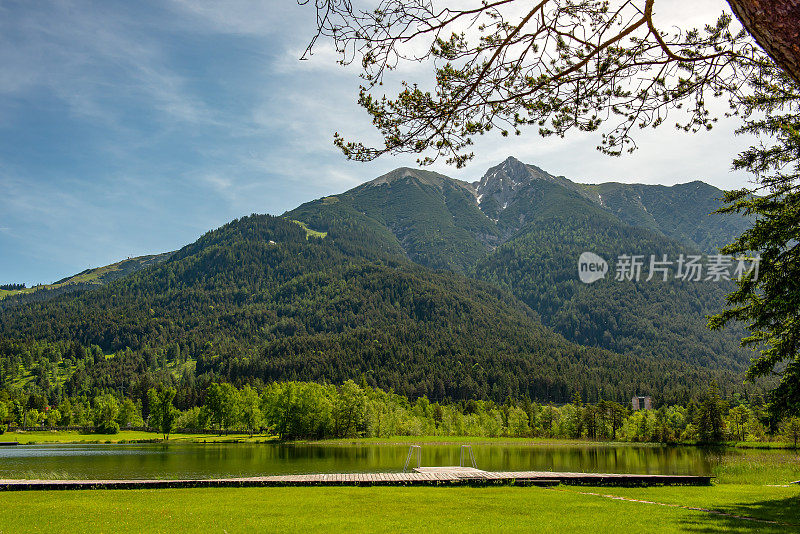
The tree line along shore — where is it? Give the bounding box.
[2,380,798,446]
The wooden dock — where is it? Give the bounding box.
[0,470,711,491]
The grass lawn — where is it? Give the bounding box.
[308,435,646,446]
[9,431,639,446]
[5,430,276,444]
[290,219,328,239]
[0,484,797,533]
[572,485,800,529]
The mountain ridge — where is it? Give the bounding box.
[0,157,759,403]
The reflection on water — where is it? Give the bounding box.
[0,441,749,480]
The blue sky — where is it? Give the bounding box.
[0,0,758,285]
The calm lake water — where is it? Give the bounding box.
[0,442,738,480]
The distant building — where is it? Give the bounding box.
[631,396,652,411]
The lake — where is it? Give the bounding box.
[0,441,746,480]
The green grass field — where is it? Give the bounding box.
[5,430,276,444]
[309,435,666,446]
[8,430,644,446]
[0,484,797,533]
[290,219,328,239]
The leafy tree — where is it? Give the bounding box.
[334,380,366,438]
[262,381,335,439]
[568,392,583,439]
[695,383,727,443]
[302,0,798,166]
[92,394,120,434]
[239,385,263,437]
[652,409,674,443]
[117,398,143,428]
[147,387,178,440]
[727,405,750,442]
[203,383,240,435]
[175,407,202,431]
[709,62,800,419]
[582,404,601,440]
[58,399,73,426]
[507,406,530,437]
[45,409,61,428]
[12,401,24,427]
[599,401,627,440]
[539,405,558,437]
[781,416,800,448]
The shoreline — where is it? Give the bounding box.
[3,430,797,449]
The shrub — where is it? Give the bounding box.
[96,421,120,434]
[175,407,202,430]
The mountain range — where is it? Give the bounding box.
[0,157,760,404]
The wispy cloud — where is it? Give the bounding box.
[167,0,297,37]
[0,1,212,130]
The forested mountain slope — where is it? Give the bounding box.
[0,158,759,405]
[289,167,499,273]
[288,158,755,374]
[0,253,172,310]
[1,215,727,403]
[582,180,753,253]
[473,188,751,371]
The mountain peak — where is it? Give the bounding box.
[367,167,475,194]
[473,157,569,209]
[371,167,435,185]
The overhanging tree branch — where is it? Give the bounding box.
[302,0,764,167]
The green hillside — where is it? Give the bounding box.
[0,253,173,309]
[0,158,761,407]
[287,159,755,376]
[290,168,499,273]
[0,214,746,404]
[582,181,753,253]
[473,181,752,371]
[475,156,750,252]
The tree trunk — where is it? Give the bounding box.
[727,0,800,84]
